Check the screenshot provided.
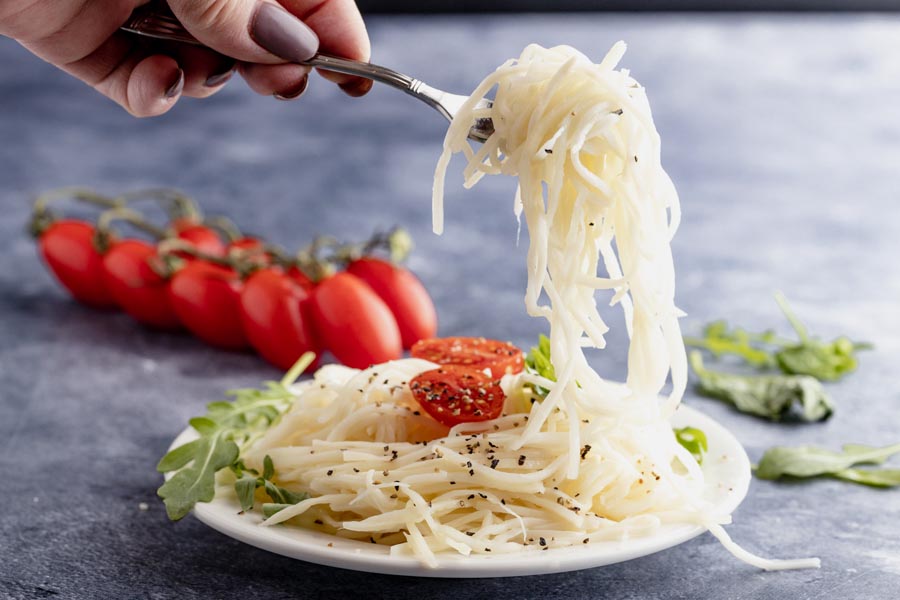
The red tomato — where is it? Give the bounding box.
[227,237,271,269]
[346,257,437,348]
[409,365,506,426]
[170,219,226,256]
[101,240,181,329]
[411,337,524,377]
[239,268,319,371]
[286,266,314,291]
[168,262,247,350]
[311,272,402,369]
[38,220,116,309]
[227,237,264,252]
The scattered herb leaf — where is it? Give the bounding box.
[689,351,833,422]
[683,321,777,368]
[684,293,871,382]
[756,442,900,487]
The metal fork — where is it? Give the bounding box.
[121,3,494,142]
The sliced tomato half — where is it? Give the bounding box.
[409,365,506,427]
[410,337,524,377]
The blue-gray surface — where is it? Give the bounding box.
[1,13,900,600]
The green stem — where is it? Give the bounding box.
[114,188,201,222]
[29,187,122,237]
[774,291,809,343]
[204,216,243,243]
[280,352,316,387]
[156,238,235,268]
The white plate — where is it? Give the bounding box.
[168,404,750,578]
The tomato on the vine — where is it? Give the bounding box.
[346,257,437,348]
[170,218,226,256]
[311,272,402,369]
[239,268,319,371]
[168,262,247,350]
[409,365,506,427]
[411,337,524,377]
[38,219,117,309]
[286,265,314,291]
[227,236,272,269]
[101,239,181,329]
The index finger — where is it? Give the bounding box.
[283,0,372,95]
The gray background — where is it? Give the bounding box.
[2,13,900,600]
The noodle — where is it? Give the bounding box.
[240,43,819,570]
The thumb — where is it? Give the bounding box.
[168,0,319,64]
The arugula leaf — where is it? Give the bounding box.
[684,293,871,382]
[235,474,259,512]
[674,426,708,464]
[756,442,900,487]
[771,293,872,381]
[525,334,556,381]
[683,321,777,368]
[689,351,833,422]
[263,503,295,518]
[156,352,315,520]
[832,468,900,488]
[156,439,201,473]
[233,454,309,513]
[157,433,239,520]
[524,334,555,400]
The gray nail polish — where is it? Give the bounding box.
[205,66,235,88]
[166,69,184,98]
[274,75,309,101]
[250,3,319,63]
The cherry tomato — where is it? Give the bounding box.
[411,337,524,377]
[170,218,226,256]
[311,272,402,369]
[101,239,181,329]
[227,237,271,269]
[38,220,116,309]
[409,365,506,426]
[239,268,319,371]
[287,266,314,291]
[168,262,247,350]
[346,257,437,348]
[227,237,264,253]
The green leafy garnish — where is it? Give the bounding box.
[524,334,556,399]
[756,442,900,487]
[157,353,314,520]
[771,293,872,380]
[684,292,871,381]
[689,351,833,422]
[674,426,708,464]
[683,320,778,368]
[234,455,309,513]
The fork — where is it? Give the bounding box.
[121,3,494,142]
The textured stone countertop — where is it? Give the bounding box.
[2,13,900,600]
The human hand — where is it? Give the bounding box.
[0,0,371,117]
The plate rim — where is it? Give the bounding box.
[168,404,751,578]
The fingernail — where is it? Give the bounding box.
[165,68,185,99]
[205,65,236,88]
[274,75,309,101]
[339,78,374,98]
[250,2,319,63]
